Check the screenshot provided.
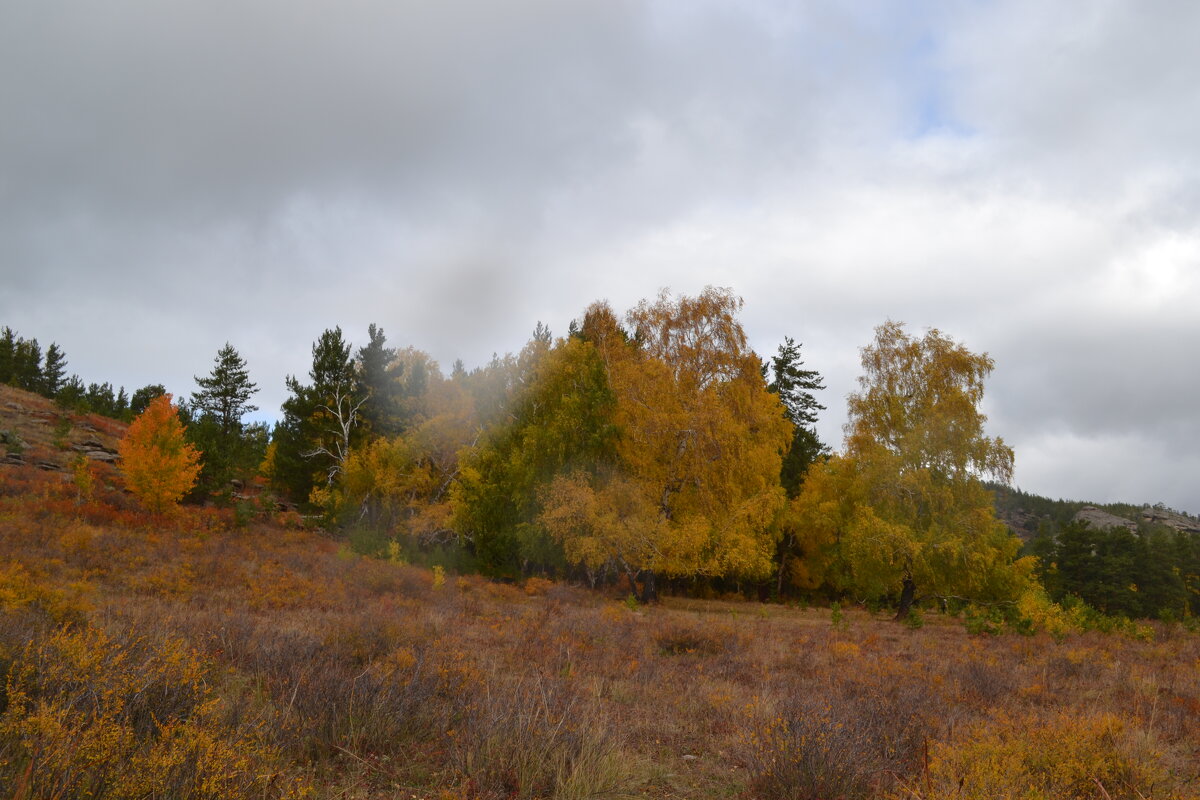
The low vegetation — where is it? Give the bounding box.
[2,460,1198,799]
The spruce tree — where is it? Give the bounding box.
[766,337,828,496]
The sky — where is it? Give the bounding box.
[2,0,1198,513]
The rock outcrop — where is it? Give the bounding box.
[71,438,120,463]
[1140,506,1200,535]
[1072,506,1137,532]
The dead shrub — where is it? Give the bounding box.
[448,672,627,800]
[745,676,935,800]
[955,657,1016,706]
[654,619,735,656]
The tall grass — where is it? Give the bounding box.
[1,466,1198,798]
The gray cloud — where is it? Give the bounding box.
[1,0,1197,512]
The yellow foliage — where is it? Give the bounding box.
[1015,585,1075,640]
[246,560,328,610]
[338,374,474,541]
[807,322,1030,605]
[71,454,94,502]
[830,640,861,659]
[541,289,790,582]
[0,560,89,624]
[0,626,309,798]
[925,710,1166,799]
[524,576,555,596]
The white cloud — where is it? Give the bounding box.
[1,0,1197,511]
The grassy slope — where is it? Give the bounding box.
[1,387,1199,798]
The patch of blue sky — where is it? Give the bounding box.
[900,30,977,141]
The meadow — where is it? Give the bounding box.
[2,455,1199,799]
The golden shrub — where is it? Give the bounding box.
[925,710,1166,800]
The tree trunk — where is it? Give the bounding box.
[894,575,917,621]
[775,533,793,599]
[619,558,640,601]
[639,570,659,604]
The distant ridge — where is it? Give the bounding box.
[991,482,1200,540]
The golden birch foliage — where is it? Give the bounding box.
[779,454,860,591]
[807,321,1032,603]
[539,471,665,572]
[118,394,201,514]
[846,319,1013,482]
[542,290,790,580]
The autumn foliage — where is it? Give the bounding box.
[118,393,201,513]
[0,466,1197,799]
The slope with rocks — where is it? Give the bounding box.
[0,384,124,473]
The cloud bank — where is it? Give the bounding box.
[2,0,1197,510]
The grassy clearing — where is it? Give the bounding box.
[2,462,1199,799]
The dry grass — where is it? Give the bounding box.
[2,460,1199,799]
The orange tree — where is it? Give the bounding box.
[118,394,201,514]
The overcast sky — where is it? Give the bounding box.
[2,1,1198,512]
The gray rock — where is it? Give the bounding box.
[1140,506,1200,535]
[1072,506,1137,532]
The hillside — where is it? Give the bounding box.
[0,383,124,472]
[991,482,1200,540]
[1,389,1199,799]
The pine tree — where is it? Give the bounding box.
[355,324,401,437]
[56,375,87,411]
[272,327,361,504]
[114,386,129,418]
[191,343,258,437]
[0,327,14,384]
[86,382,116,416]
[130,384,167,417]
[13,337,41,392]
[41,343,67,398]
[189,344,260,500]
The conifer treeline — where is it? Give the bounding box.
[0,325,163,419]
